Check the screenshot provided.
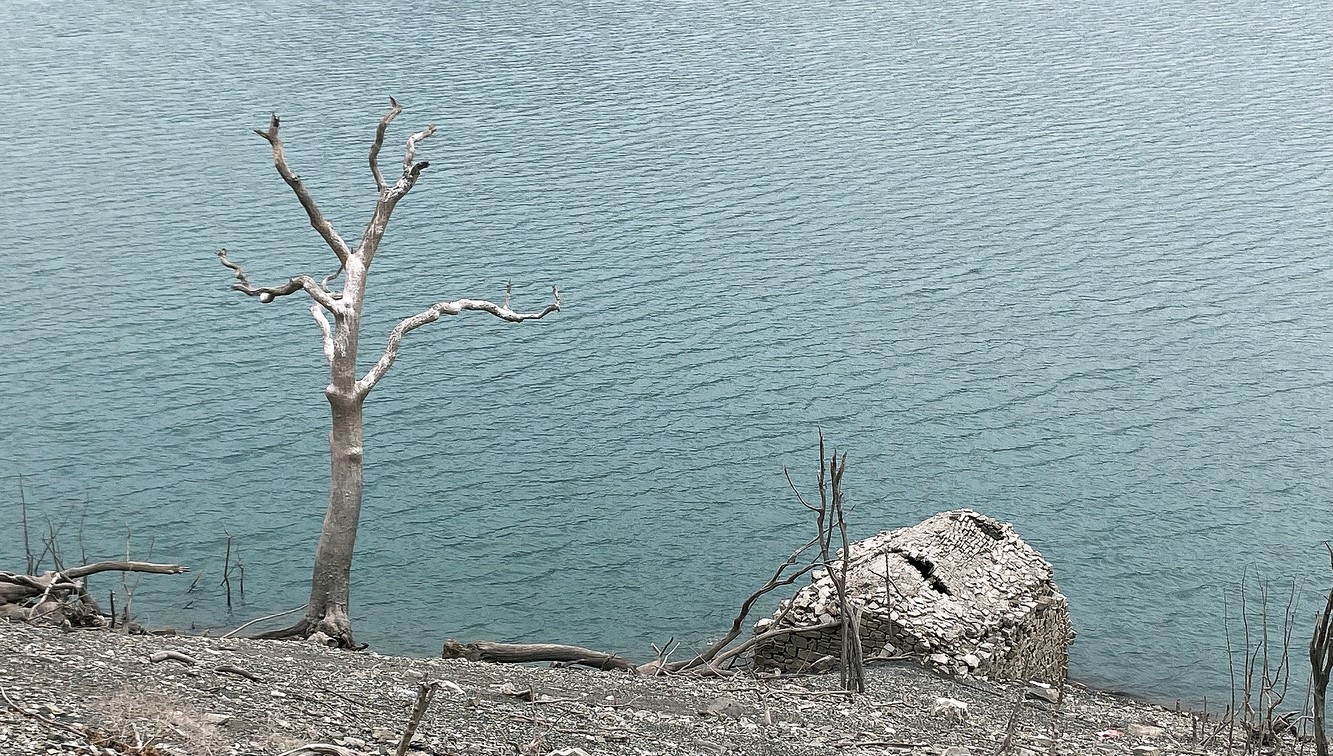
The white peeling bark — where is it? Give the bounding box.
[310,304,334,365]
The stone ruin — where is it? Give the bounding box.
[751,509,1074,682]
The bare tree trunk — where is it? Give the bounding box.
[301,396,365,643]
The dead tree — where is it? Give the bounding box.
[1312,544,1333,756]
[219,99,560,647]
[787,432,863,693]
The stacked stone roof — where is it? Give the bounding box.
[753,509,1073,682]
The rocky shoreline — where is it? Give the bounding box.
[0,621,1295,756]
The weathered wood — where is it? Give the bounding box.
[63,561,188,579]
[442,639,635,672]
[148,650,199,666]
[0,561,187,629]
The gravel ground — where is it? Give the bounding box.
[0,622,1298,756]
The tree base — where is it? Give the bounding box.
[250,608,362,649]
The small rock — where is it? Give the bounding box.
[1127,723,1165,739]
[699,696,744,719]
[202,713,230,725]
[307,631,338,647]
[942,747,971,756]
[1131,747,1160,756]
[928,653,951,666]
[961,654,980,668]
[1025,684,1060,704]
[931,697,968,721]
[371,727,397,742]
[1096,729,1122,739]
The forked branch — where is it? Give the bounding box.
[400,124,436,186]
[218,249,339,311]
[355,287,562,397]
[359,121,438,266]
[254,114,353,264]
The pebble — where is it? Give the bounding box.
[1127,723,1165,739]
[930,697,968,721]
[699,696,744,720]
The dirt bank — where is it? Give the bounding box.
[0,622,1286,755]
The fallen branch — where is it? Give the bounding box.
[147,650,199,666]
[214,664,263,682]
[277,745,365,756]
[442,640,635,672]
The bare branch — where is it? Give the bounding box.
[221,603,308,639]
[310,304,334,365]
[784,467,818,512]
[711,619,842,671]
[320,263,344,291]
[370,96,404,193]
[669,535,820,673]
[62,561,188,580]
[218,249,339,311]
[355,286,561,398]
[359,120,438,266]
[253,113,353,264]
[401,124,436,180]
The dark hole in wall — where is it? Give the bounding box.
[972,517,1006,541]
[893,550,953,596]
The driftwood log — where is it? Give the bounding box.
[442,640,636,671]
[0,561,188,628]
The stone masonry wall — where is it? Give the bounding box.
[751,510,1074,683]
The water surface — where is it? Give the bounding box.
[3,0,1333,705]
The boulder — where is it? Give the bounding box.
[751,509,1074,682]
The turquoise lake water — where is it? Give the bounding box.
[3,0,1333,705]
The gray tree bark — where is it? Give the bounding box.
[221,99,560,646]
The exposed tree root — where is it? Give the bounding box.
[247,608,361,650]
